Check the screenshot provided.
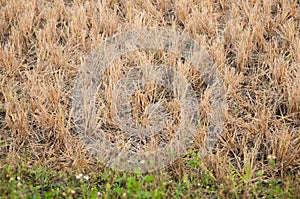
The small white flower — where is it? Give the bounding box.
[70,189,75,194]
[140,160,145,164]
[76,173,83,179]
[267,155,276,159]
[17,182,22,187]
[17,176,21,181]
[83,175,90,180]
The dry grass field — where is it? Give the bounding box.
[0,0,300,198]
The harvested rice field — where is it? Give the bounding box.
[0,0,300,198]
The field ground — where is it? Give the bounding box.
[0,0,300,198]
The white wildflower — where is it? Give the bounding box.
[140,160,145,164]
[267,155,276,159]
[83,175,90,180]
[76,173,83,179]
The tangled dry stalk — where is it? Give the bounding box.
[0,0,299,182]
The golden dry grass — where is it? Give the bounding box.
[0,0,299,185]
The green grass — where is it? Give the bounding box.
[1,152,299,199]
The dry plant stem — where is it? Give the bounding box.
[0,103,5,113]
